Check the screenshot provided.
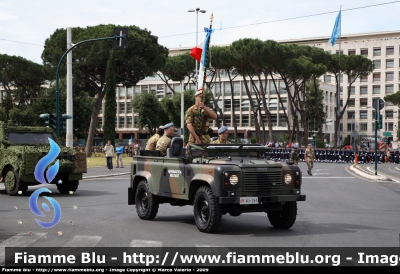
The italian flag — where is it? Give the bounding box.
[189,39,205,63]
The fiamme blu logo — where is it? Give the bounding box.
[28,138,62,229]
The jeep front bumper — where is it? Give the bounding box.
[219,195,306,204]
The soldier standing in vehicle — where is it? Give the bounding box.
[145,127,164,150]
[211,126,230,144]
[290,147,300,165]
[304,143,316,175]
[156,123,175,157]
[185,91,217,144]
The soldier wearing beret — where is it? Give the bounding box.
[156,123,175,157]
[185,91,217,144]
[211,126,231,144]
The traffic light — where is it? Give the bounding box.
[39,113,56,131]
[60,114,72,131]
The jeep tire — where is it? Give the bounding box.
[4,167,27,196]
[57,180,79,194]
[267,201,297,229]
[135,180,159,220]
[193,186,222,233]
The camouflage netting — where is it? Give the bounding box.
[73,152,87,173]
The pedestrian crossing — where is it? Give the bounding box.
[0,232,222,266]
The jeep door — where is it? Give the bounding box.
[160,158,186,196]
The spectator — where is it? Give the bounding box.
[115,143,124,168]
[104,140,114,171]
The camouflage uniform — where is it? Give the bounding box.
[305,147,315,175]
[155,134,172,157]
[290,149,300,165]
[211,138,231,144]
[145,134,161,150]
[185,105,215,144]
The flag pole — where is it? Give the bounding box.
[337,5,342,147]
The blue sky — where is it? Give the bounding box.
[1,0,400,64]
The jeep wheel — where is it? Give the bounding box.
[193,186,222,233]
[135,180,159,220]
[267,202,297,229]
[57,180,79,194]
[4,167,27,196]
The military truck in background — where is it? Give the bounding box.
[128,137,306,233]
[0,121,87,195]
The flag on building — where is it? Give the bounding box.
[328,11,341,46]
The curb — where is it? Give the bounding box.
[349,165,392,181]
[82,172,130,180]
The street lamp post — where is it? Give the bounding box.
[188,8,206,89]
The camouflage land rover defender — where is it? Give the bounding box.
[0,121,87,196]
[128,137,306,233]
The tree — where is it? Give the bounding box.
[131,92,169,135]
[41,24,168,156]
[305,79,326,138]
[102,50,117,147]
[327,54,374,147]
[384,91,400,107]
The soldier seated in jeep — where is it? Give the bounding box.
[128,139,306,233]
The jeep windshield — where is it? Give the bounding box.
[7,132,56,145]
[187,143,269,158]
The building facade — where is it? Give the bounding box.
[97,30,400,145]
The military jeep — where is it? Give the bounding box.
[128,137,306,233]
[0,121,87,195]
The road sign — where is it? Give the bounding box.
[383,132,392,137]
[113,28,129,49]
[372,98,385,111]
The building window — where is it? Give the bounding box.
[142,86,148,93]
[373,86,381,94]
[360,74,368,82]
[224,99,231,112]
[127,116,133,128]
[119,117,125,128]
[215,84,221,96]
[386,72,394,81]
[134,86,140,95]
[350,86,355,95]
[119,87,126,99]
[279,80,287,94]
[373,60,381,69]
[280,98,287,110]
[224,83,231,96]
[385,110,394,119]
[127,87,133,99]
[233,99,240,111]
[373,47,381,56]
[134,115,139,127]
[347,123,352,131]
[279,115,286,127]
[119,102,125,114]
[386,85,394,94]
[360,49,368,57]
[360,86,368,95]
[348,49,356,55]
[348,99,355,107]
[386,46,394,55]
[373,73,380,81]
[234,115,240,127]
[360,111,368,119]
[349,75,356,83]
[149,85,156,94]
[360,123,368,132]
[360,98,368,107]
[347,111,355,119]
[340,86,343,95]
[324,75,331,83]
[269,99,278,111]
[269,81,277,94]
[233,82,240,96]
[241,100,249,111]
[386,59,394,68]
[335,50,343,54]
[224,115,231,126]
[242,115,249,126]
[387,123,393,131]
[271,114,277,126]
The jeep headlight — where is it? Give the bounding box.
[229,174,239,185]
[284,174,292,184]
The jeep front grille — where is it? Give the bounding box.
[242,169,282,191]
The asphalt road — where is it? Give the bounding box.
[1,162,400,265]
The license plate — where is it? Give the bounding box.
[240,197,258,204]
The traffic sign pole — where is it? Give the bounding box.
[373,98,385,176]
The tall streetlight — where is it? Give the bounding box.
[351,106,371,152]
[188,7,206,89]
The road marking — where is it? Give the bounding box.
[62,235,102,247]
[130,240,162,247]
[0,232,46,266]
